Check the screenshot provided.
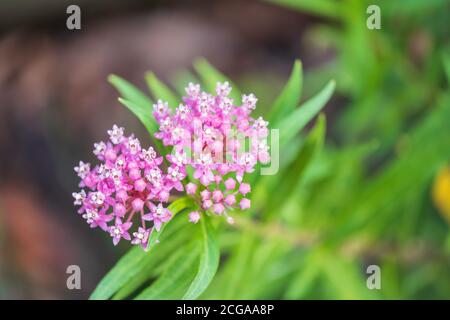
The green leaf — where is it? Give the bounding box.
[251,85,330,204]
[145,197,195,251]
[318,251,377,299]
[112,221,193,299]
[89,197,194,300]
[108,74,153,112]
[193,58,242,103]
[171,69,200,96]
[269,60,303,125]
[443,52,450,86]
[278,80,335,148]
[117,98,158,135]
[135,243,200,299]
[222,232,258,299]
[182,217,220,299]
[287,113,326,184]
[264,0,341,19]
[266,114,326,215]
[327,93,450,245]
[90,246,146,300]
[145,72,180,108]
[108,75,162,151]
[117,98,164,154]
[284,253,321,299]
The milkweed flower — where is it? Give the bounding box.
[72,125,174,249]
[142,203,172,232]
[153,82,270,223]
[73,81,271,249]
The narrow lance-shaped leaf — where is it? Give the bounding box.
[268,60,303,125]
[135,243,200,299]
[108,75,165,153]
[250,60,303,187]
[193,58,242,103]
[326,94,450,246]
[109,74,153,109]
[145,197,195,252]
[89,197,194,300]
[278,80,335,149]
[286,113,326,188]
[117,98,163,153]
[252,81,332,204]
[171,69,200,96]
[264,0,341,19]
[90,246,145,300]
[318,252,377,299]
[112,221,194,300]
[267,114,326,215]
[116,98,156,135]
[222,232,257,299]
[182,217,220,299]
[443,52,450,86]
[284,254,321,299]
[145,72,180,108]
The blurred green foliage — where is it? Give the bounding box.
[92,0,450,300]
[258,0,450,299]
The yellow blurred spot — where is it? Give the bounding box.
[432,166,450,224]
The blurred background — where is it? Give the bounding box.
[0,0,449,299]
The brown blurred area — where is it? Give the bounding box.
[0,0,317,299]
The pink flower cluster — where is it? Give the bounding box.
[72,125,176,249]
[153,82,270,224]
[73,82,271,249]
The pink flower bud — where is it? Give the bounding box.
[259,152,270,164]
[224,194,236,206]
[239,198,251,210]
[217,164,229,175]
[212,190,223,202]
[239,183,251,195]
[129,168,141,180]
[134,179,146,192]
[116,189,128,202]
[132,198,144,212]
[213,203,225,215]
[224,178,236,190]
[114,203,126,217]
[201,190,211,201]
[158,190,170,202]
[105,149,117,162]
[186,182,197,195]
[202,199,213,210]
[83,174,96,189]
[128,161,138,169]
